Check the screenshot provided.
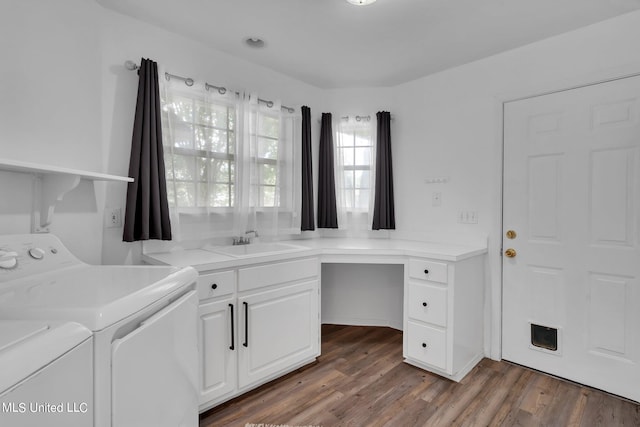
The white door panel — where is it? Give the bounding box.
[503,75,640,402]
[238,280,319,390]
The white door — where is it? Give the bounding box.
[502,75,640,402]
[238,280,319,390]
[198,297,237,407]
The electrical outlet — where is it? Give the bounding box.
[106,207,122,228]
[458,211,478,224]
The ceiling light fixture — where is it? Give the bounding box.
[244,37,265,48]
[345,0,377,5]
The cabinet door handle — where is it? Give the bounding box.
[211,283,218,290]
[424,269,429,275]
[229,303,235,351]
[422,302,428,307]
[243,302,249,348]
[422,342,428,348]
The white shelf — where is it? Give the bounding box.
[0,158,133,233]
[0,158,133,183]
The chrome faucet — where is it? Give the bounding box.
[232,230,259,245]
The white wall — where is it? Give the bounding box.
[389,11,640,358]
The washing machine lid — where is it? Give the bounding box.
[0,265,198,331]
[0,320,91,393]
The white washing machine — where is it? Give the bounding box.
[0,320,93,427]
[0,234,200,427]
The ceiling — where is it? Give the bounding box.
[96,0,640,89]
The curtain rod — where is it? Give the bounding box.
[317,114,394,123]
[124,60,295,113]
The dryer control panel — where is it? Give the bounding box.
[0,234,79,281]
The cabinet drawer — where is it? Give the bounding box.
[198,271,236,300]
[238,258,319,292]
[408,259,448,283]
[406,321,447,370]
[407,282,447,327]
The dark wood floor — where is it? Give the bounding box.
[199,325,640,427]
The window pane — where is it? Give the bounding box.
[355,129,371,146]
[261,186,276,207]
[171,123,194,149]
[165,97,193,123]
[196,157,207,181]
[228,131,236,155]
[354,170,370,189]
[228,109,235,131]
[197,182,207,206]
[343,171,354,189]
[354,147,371,166]
[258,137,278,159]
[355,189,370,210]
[336,131,353,148]
[259,116,279,138]
[344,189,354,210]
[193,99,210,126]
[211,184,231,207]
[173,155,196,181]
[210,129,228,153]
[340,147,354,166]
[175,183,195,207]
[212,159,230,183]
[164,156,174,180]
[166,184,175,207]
[261,164,277,186]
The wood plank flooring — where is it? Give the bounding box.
[199,325,640,427]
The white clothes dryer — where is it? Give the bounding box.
[0,320,93,427]
[0,234,199,427]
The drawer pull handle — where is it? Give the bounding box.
[422,302,428,307]
[229,304,235,351]
[424,269,429,275]
[243,302,249,348]
[422,342,427,348]
[211,283,218,290]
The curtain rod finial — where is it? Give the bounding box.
[124,60,139,71]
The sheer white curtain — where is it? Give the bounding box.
[158,75,301,243]
[234,93,302,238]
[160,75,240,241]
[333,115,377,231]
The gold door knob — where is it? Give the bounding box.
[504,248,517,258]
[506,230,517,239]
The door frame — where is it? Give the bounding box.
[492,64,640,361]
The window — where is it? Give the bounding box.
[255,113,280,207]
[160,83,301,239]
[162,92,236,209]
[336,121,374,211]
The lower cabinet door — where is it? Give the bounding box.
[406,320,448,371]
[238,280,319,390]
[198,297,237,407]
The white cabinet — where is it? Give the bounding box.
[238,280,319,389]
[403,255,484,382]
[197,257,320,412]
[198,297,236,406]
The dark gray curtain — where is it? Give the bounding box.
[317,113,338,228]
[123,58,172,242]
[301,106,315,231]
[372,111,395,230]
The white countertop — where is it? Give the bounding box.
[143,238,487,271]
